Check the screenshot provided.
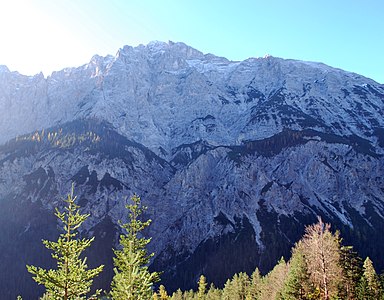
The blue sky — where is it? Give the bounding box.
[0,0,383,83]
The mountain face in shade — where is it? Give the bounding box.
[1,41,384,298]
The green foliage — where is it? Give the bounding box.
[221,279,232,300]
[206,284,222,300]
[221,272,252,299]
[197,275,207,300]
[356,257,382,299]
[162,218,382,300]
[110,194,160,300]
[170,289,183,300]
[338,246,363,299]
[22,196,384,300]
[280,248,311,300]
[259,257,288,300]
[158,284,170,299]
[248,268,262,299]
[26,184,104,300]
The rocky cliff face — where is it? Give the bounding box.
[0,41,383,298]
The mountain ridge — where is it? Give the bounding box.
[1,41,383,152]
[0,41,384,298]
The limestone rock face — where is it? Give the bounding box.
[0,41,383,298]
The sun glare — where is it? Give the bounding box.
[0,1,90,76]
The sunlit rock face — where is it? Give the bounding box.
[0,41,384,298]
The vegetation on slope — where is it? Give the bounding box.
[20,187,384,300]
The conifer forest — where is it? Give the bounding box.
[17,187,384,300]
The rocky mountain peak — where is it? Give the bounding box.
[0,41,384,298]
[0,42,383,156]
[0,64,10,73]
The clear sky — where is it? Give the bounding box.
[0,0,383,83]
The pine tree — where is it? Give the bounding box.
[356,275,370,300]
[339,246,363,299]
[206,283,222,300]
[170,288,183,300]
[183,289,195,300]
[26,184,104,300]
[110,194,160,300]
[197,275,207,300]
[259,257,288,300]
[222,278,234,300]
[153,292,159,300]
[248,268,262,299]
[356,257,382,299]
[234,272,251,300]
[221,272,251,300]
[158,284,169,300]
[280,247,311,300]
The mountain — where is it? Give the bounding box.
[0,41,383,298]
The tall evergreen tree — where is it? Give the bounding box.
[259,257,288,300]
[26,185,104,300]
[197,275,207,300]
[356,257,382,300]
[356,275,371,300]
[222,272,250,300]
[280,247,311,300]
[248,268,262,299]
[339,245,363,299]
[110,194,160,300]
[222,278,235,300]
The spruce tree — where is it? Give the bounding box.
[170,288,183,300]
[222,272,251,300]
[153,292,159,300]
[26,184,104,300]
[110,194,160,300]
[248,268,262,299]
[357,257,382,299]
[280,247,311,300]
[206,284,222,300]
[222,278,234,300]
[259,257,288,300]
[234,272,251,300]
[158,284,169,299]
[197,275,207,300]
[183,289,195,300]
[339,246,363,299]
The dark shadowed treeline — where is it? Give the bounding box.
[155,217,384,300]
[19,188,384,300]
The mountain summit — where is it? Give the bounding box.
[1,41,383,298]
[1,41,383,153]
